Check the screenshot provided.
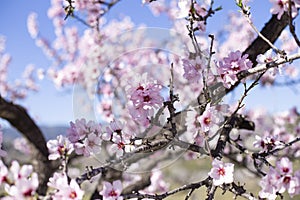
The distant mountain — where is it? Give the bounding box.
[3,126,68,141]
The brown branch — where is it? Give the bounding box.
[122,177,211,199]
[0,95,48,157]
[243,13,289,66]
[0,95,59,194]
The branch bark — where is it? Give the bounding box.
[0,95,48,157]
[0,95,57,194]
[243,13,289,66]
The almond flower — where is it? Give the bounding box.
[47,135,74,160]
[100,180,123,200]
[128,74,163,126]
[48,172,84,200]
[270,0,299,20]
[208,159,234,186]
[259,157,300,199]
[216,50,252,88]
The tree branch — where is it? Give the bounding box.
[0,95,48,157]
[0,95,59,194]
[243,13,289,66]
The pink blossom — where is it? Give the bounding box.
[256,49,278,64]
[197,103,224,133]
[110,133,135,157]
[144,170,169,193]
[48,172,84,200]
[2,161,39,199]
[216,50,252,88]
[53,179,84,200]
[259,167,281,200]
[184,104,225,147]
[185,107,206,147]
[13,137,31,155]
[148,0,167,16]
[285,65,299,78]
[259,157,300,199]
[253,134,283,152]
[182,57,204,83]
[130,82,163,110]
[48,172,68,189]
[256,50,282,86]
[0,160,8,185]
[277,157,293,175]
[9,160,34,181]
[102,120,125,141]
[100,180,123,200]
[128,76,163,126]
[176,0,190,18]
[47,0,65,19]
[111,134,125,157]
[27,12,39,39]
[128,105,154,127]
[208,159,234,186]
[47,135,74,160]
[5,173,39,199]
[293,170,300,196]
[74,133,101,156]
[260,68,277,86]
[270,0,299,20]
[67,118,102,142]
[67,119,102,157]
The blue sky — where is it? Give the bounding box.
[0,0,299,127]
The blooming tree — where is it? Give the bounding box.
[1,0,300,199]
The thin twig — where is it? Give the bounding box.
[237,52,300,80]
[240,6,284,55]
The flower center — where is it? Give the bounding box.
[137,85,144,90]
[203,117,211,125]
[109,189,118,197]
[69,191,77,199]
[23,189,33,197]
[282,167,289,173]
[143,95,151,102]
[218,167,226,176]
[58,145,66,155]
[231,61,240,71]
[283,176,291,184]
[118,142,125,149]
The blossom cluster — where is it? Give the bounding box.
[185,104,224,147]
[216,50,252,88]
[100,180,123,200]
[252,107,300,156]
[0,160,39,199]
[2,0,300,199]
[259,157,300,199]
[208,159,234,186]
[182,56,205,83]
[47,172,84,200]
[102,120,139,157]
[47,135,74,160]
[270,0,300,19]
[127,74,164,127]
[0,36,40,101]
[47,119,140,159]
[66,118,102,157]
